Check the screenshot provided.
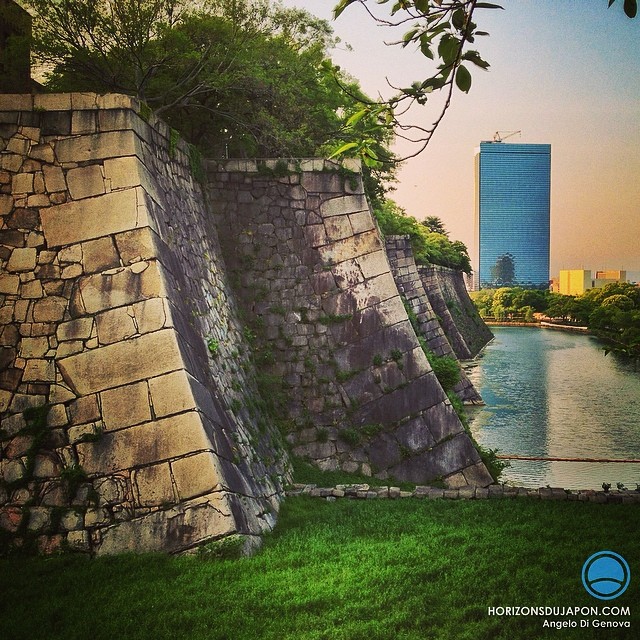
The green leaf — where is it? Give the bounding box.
[474,2,504,8]
[455,65,472,93]
[462,50,490,69]
[438,34,459,65]
[333,0,357,19]
[328,141,359,158]
[624,0,637,18]
[452,8,465,31]
[345,108,369,128]
[402,28,419,47]
[419,34,434,59]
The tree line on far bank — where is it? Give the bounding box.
[471,284,640,359]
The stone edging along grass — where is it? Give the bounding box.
[286,483,640,504]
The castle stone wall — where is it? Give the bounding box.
[0,94,288,555]
[420,264,493,359]
[208,163,491,486]
[384,236,482,404]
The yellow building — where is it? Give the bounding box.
[559,270,592,295]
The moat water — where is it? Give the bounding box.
[466,326,640,490]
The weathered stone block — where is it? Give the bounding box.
[96,306,137,345]
[68,394,100,425]
[30,144,55,164]
[318,229,380,266]
[58,329,183,396]
[133,297,170,334]
[77,410,211,474]
[171,452,224,500]
[22,358,55,382]
[67,165,106,200]
[81,236,120,274]
[0,274,20,295]
[57,317,94,341]
[359,250,389,280]
[32,296,67,323]
[20,279,43,299]
[26,507,51,532]
[101,381,151,430]
[349,210,375,235]
[94,476,128,506]
[96,494,235,554]
[54,130,140,164]
[40,189,149,247]
[0,194,14,215]
[332,258,363,290]
[19,336,49,358]
[103,156,141,189]
[77,260,164,314]
[148,370,196,418]
[324,215,353,242]
[6,247,37,272]
[65,530,90,551]
[320,194,368,217]
[11,171,33,194]
[133,463,174,506]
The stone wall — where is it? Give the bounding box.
[208,162,491,487]
[419,264,493,359]
[384,236,482,404]
[1,93,494,555]
[0,93,288,555]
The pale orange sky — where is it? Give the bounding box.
[282,0,640,281]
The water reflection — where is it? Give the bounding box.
[467,327,640,489]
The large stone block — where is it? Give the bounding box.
[171,452,224,500]
[133,463,174,506]
[81,236,120,274]
[77,410,212,474]
[40,188,150,247]
[319,194,368,217]
[103,156,142,189]
[58,329,184,395]
[95,306,137,345]
[148,370,197,418]
[0,274,20,295]
[96,494,235,555]
[6,247,37,272]
[101,380,152,430]
[77,260,165,314]
[54,130,140,164]
[318,229,381,265]
[114,227,160,265]
[32,296,67,322]
[67,165,106,200]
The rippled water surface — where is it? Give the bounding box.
[466,327,640,489]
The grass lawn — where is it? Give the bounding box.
[0,497,638,640]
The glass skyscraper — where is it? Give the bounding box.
[475,142,551,289]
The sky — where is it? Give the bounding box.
[279,0,640,281]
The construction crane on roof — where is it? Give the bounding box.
[493,130,521,143]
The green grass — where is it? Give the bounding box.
[0,499,638,640]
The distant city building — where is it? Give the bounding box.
[594,269,627,289]
[474,141,551,289]
[557,269,627,295]
[559,270,592,296]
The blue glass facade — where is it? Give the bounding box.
[475,142,551,289]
